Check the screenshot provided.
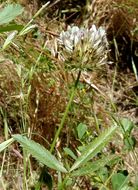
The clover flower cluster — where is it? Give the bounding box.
[58,25,109,67]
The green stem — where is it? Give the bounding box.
[23,149,27,190]
[19,2,50,36]
[50,70,81,153]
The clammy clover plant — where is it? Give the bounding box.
[0,16,119,189]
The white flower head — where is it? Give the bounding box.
[89,25,108,49]
[58,24,109,67]
[59,26,85,52]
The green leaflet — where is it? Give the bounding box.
[111,173,129,190]
[70,125,118,172]
[77,123,87,140]
[71,155,119,177]
[13,134,67,173]
[0,4,24,25]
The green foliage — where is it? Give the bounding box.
[12,134,67,173]
[111,172,129,190]
[71,155,119,177]
[0,24,23,33]
[70,125,118,171]
[0,4,24,25]
[120,118,134,134]
[0,4,24,50]
[64,147,77,160]
[77,123,88,140]
[19,24,37,36]
[8,126,118,189]
[2,31,18,49]
[97,166,109,183]
[120,118,136,150]
[124,136,136,151]
[0,138,14,152]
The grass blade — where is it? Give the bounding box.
[3,31,18,49]
[0,138,14,152]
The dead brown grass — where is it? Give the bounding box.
[0,59,21,132]
[29,71,67,146]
